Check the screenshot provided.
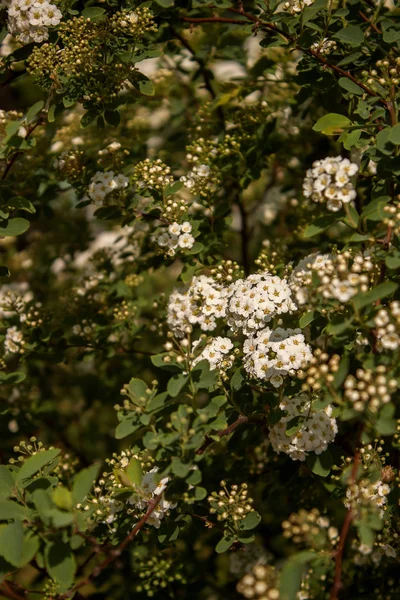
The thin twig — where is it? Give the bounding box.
[196,414,249,454]
[59,493,163,598]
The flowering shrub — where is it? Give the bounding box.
[0,1,400,599]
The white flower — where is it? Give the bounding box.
[181,221,192,233]
[193,336,234,371]
[168,222,181,236]
[178,233,194,249]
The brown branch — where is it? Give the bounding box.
[196,414,249,454]
[59,493,163,598]
[0,582,26,600]
[358,10,382,34]
[329,450,361,600]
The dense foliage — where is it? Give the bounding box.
[0,0,400,598]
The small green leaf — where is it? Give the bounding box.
[353,281,398,310]
[313,113,352,135]
[0,218,30,237]
[279,551,316,600]
[0,521,23,567]
[0,467,14,500]
[167,374,188,397]
[388,124,400,145]
[299,311,315,328]
[306,449,333,477]
[239,511,261,531]
[126,458,143,487]
[81,6,106,18]
[52,487,73,511]
[0,500,31,521]
[72,464,101,505]
[334,25,364,46]
[215,535,236,553]
[104,109,120,127]
[44,541,76,592]
[303,215,336,237]
[16,448,61,487]
[338,78,364,95]
[26,101,44,123]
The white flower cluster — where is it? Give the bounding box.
[374,302,400,351]
[302,156,358,212]
[226,273,296,335]
[167,275,229,337]
[7,0,62,44]
[282,0,314,15]
[128,467,176,528]
[193,337,234,371]
[269,394,338,461]
[157,221,195,256]
[180,164,212,191]
[4,326,25,354]
[345,479,391,518]
[290,253,332,305]
[87,171,129,205]
[243,328,312,386]
[310,38,337,56]
[0,282,33,319]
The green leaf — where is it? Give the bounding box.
[215,535,236,553]
[303,215,336,237]
[26,101,44,123]
[136,78,155,96]
[72,464,101,505]
[104,109,120,127]
[81,6,106,18]
[334,25,364,46]
[52,487,73,511]
[16,448,61,487]
[352,281,398,310]
[0,467,14,500]
[279,551,316,600]
[0,500,31,521]
[385,254,400,269]
[239,511,261,531]
[115,418,141,439]
[357,523,374,548]
[299,311,315,328]
[306,449,333,477]
[230,368,245,391]
[312,113,352,135]
[338,77,364,95]
[167,374,188,397]
[388,124,400,145]
[171,458,191,478]
[127,378,147,399]
[0,218,30,237]
[126,458,143,487]
[0,521,23,566]
[44,541,76,592]
[19,534,39,566]
[8,197,36,214]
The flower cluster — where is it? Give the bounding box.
[167,275,229,337]
[180,163,217,197]
[109,7,157,38]
[302,156,358,212]
[310,38,337,56]
[282,508,339,549]
[226,273,296,335]
[344,366,397,413]
[345,479,391,518]
[282,0,314,15]
[193,336,235,372]
[290,251,375,305]
[4,326,25,354]
[87,171,129,205]
[157,221,195,255]
[269,394,338,461]
[374,302,400,351]
[237,564,280,600]
[128,467,176,529]
[7,0,62,44]
[243,328,312,386]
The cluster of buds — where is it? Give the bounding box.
[362,57,400,90]
[345,478,391,518]
[298,349,340,392]
[282,508,339,550]
[9,437,49,464]
[20,302,43,328]
[110,7,157,38]
[282,0,314,15]
[133,158,174,191]
[208,482,254,529]
[98,142,130,170]
[53,150,85,181]
[383,202,400,237]
[210,260,243,284]
[237,564,280,600]
[374,302,400,351]
[124,273,143,287]
[71,320,97,339]
[132,553,186,597]
[113,300,137,322]
[4,326,25,355]
[344,366,397,413]
[310,38,337,56]
[116,379,157,415]
[255,243,287,275]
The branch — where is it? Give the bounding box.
[329,450,361,600]
[196,414,249,455]
[60,494,163,598]
[0,582,26,600]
